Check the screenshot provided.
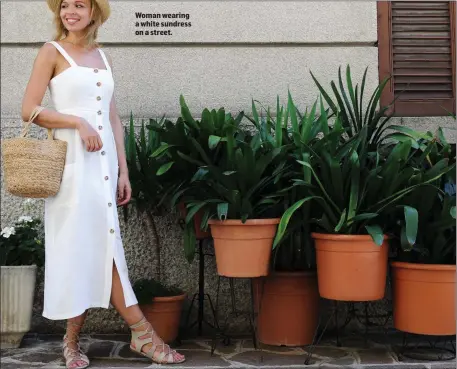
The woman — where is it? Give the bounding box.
[21,0,185,367]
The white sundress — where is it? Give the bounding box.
[42,41,138,320]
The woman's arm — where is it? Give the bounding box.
[21,43,81,129]
[22,43,103,152]
[106,53,131,206]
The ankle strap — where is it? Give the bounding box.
[129,316,148,329]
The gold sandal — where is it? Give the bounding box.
[62,322,90,369]
[129,317,186,364]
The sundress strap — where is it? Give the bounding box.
[97,49,112,73]
[46,41,78,67]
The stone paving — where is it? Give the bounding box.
[1,331,456,369]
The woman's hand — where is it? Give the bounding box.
[77,118,103,152]
[117,173,132,206]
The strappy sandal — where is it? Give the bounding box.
[129,317,186,364]
[62,322,90,369]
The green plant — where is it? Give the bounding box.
[273,66,455,247]
[393,127,456,264]
[151,96,289,262]
[0,216,45,266]
[132,278,183,305]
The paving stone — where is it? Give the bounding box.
[242,340,303,353]
[89,334,130,343]
[302,345,348,359]
[230,351,309,366]
[324,356,356,365]
[357,348,395,364]
[209,338,240,355]
[86,341,116,358]
[175,340,210,350]
[175,350,230,367]
[83,359,150,367]
[12,352,61,364]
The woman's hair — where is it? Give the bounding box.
[51,0,103,49]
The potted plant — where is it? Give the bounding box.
[154,96,288,277]
[247,93,324,346]
[273,66,453,301]
[391,130,456,336]
[0,213,44,348]
[133,278,186,343]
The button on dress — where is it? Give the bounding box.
[42,41,138,320]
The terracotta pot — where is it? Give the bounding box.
[391,262,455,335]
[253,272,319,346]
[312,233,389,301]
[178,203,211,240]
[140,293,186,343]
[208,219,280,277]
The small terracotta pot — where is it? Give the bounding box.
[178,203,211,240]
[208,219,280,277]
[312,233,389,301]
[391,262,455,336]
[140,293,186,343]
[254,272,319,346]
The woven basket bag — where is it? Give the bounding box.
[2,106,67,198]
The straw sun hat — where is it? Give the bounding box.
[47,0,111,24]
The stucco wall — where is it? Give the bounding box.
[1,1,452,335]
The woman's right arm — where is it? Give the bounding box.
[21,43,103,152]
[21,43,81,129]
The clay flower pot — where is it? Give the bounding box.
[178,203,211,240]
[312,233,389,301]
[208,219,280,277]
[391,262,455,335]
[254,272,319,346]
[140,293,187,343]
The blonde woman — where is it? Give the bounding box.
[21,0,185,367]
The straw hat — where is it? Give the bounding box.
[47,0,111,24]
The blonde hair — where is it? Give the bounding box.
[51,0,103,50]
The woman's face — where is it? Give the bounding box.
[60,0,92,32]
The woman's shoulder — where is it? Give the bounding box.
[35,42,59,65]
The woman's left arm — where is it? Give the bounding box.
[106,52,131,206]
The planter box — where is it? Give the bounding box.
[1,265,37,349]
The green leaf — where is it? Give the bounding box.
[191,167,209,182]
[151,143,174,158]
[185,202,207,224]
[365,225,384,246]
[334,209,347,232]
[217,203,229,220]
[273,196,321,248]
[451,206,456,219]
[156,162,174,176]
[208,135,222,149]
[403,206,418,246]
[183,223,196,263]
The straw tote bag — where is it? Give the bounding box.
[2,106,67,198]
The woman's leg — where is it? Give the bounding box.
[64,311,89,368]
[110,262,185,362]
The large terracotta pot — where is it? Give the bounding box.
[254,272,319,346]
[140,293,187,343]
[312,233,389,301]
[208,219,280,277]
[178,203,211,240]
[391,262,455,335]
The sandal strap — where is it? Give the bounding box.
[63,322,89,368]
[130,317,181,364]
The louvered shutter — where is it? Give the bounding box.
[378,1,456,116]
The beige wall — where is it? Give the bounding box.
[0,1,453,333]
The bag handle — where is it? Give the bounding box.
[20,106,54,140]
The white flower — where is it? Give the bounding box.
[18,216,33,223]
[1,227,16,238]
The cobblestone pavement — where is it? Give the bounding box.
[1,333,455,369]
